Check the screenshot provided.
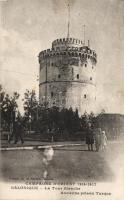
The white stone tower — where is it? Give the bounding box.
[38,37,97,115]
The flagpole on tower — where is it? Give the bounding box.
[83,24,86,45]
[67,0,70,38]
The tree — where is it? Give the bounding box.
[1,91,19,130]
[23,89,39,130]
[89,112,96,128]
[100,109,106,115]
[81,112,89,130]
[0,85,5,104]
[0,85,5,133]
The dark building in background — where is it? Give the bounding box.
[96,113,124,139]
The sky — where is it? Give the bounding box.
[0,0,124,114]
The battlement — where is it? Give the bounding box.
[52,38,84,48]
[39,47,97,64]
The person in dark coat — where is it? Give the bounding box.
[85,122,94,151]
[94,128,102,151]
[8,122,16,144]
[14,120,24,144]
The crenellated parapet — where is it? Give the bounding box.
[52,38,83,49]
[39,42,97,65]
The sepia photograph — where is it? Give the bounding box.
[0,0,124,199]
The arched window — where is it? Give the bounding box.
[77,74,79,79]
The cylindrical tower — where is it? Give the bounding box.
[38,37,97,115]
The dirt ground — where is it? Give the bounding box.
[0,141,124,182]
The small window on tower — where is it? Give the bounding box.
[51,92,53,97]
[85,64,87,67]
[90,77,92,80]
[77,74,79,79]
[84,94,86,98]
[58,74,61,78]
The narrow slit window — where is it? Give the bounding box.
[77,74,79,79]
[84,94,86,98]
[58,74,61,78]
[51,92,53,97]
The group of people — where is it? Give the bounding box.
[8,117,107,150]
[85,123,108,152]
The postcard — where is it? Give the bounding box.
[0,0,124,199]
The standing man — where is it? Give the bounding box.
[94,128,102,151]
[85,122,94,151]
[14,119,24,144]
